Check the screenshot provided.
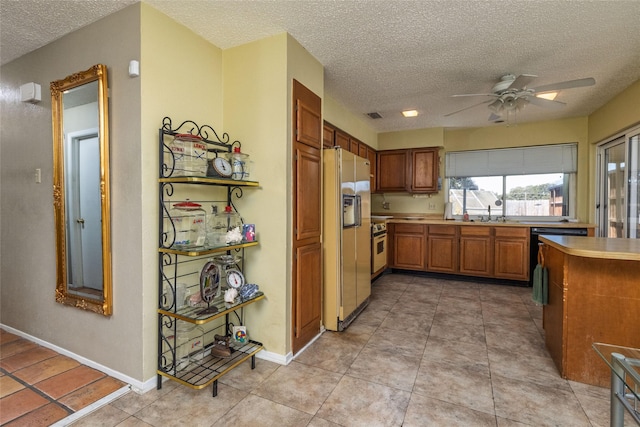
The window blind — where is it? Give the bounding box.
[445,143,577,177]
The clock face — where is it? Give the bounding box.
[226,268,245,289]
[212,157,232,177]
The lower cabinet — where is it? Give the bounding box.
[426,225,458,273]
[389,223,426,270]
[494,227,530,281]
[459,226,493,277]
[389,223,530,282]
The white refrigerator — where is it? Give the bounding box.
[323,148,371,331]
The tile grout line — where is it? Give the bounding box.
[0,366,74,423]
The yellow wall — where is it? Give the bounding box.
[222,33,289,357]
[373,117,592,221]
[588,79,640,144]
[222,33,323,359]
[140,3,225,381]
[324,95,378,148]
[378,127,444,150]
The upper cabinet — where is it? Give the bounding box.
[377,149,409,192]
[411,148,439,193]
[323,121,376,192]
[323,124,335,148]
[335,130,350,151]
[377,147,439,194]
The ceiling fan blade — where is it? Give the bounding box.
[531,77,596,93]
[451,93,496,98]
[509,74,537,90]
[527,95,567,110]
[444,99,493,117]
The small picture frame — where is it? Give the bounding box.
[233,326,248,344]
[242,224,256,242]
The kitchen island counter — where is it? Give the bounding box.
[540,235,640,387]
[539,235,640,261]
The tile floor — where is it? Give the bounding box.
[0,330,127,426]
[4,273,630,426]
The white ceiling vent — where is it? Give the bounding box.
[367,112,383,119]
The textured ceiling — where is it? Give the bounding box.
[2,0,640,132]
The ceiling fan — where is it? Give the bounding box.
[445,74,596,121]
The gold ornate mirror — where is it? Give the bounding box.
[51,64,112,315]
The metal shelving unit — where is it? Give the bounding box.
[157,117,262,397]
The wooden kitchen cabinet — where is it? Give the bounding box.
[367,148,376,192]
[426,225,458,273]
[323,124,335,148]
[358,142,368,159]
[377,148,439,193]
[388,223,426,271]
[349,138,359,155]
[459,226,492,277]
[377,150,409,192]
[541,238,640,387]
[410,148,439,193]
[493,227,530,281]
[335,130,350,151]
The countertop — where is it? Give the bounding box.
[539,235,640,261]
[372,214,595,229]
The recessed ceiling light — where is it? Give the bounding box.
[536,92,558,101]
[402,109,418,117]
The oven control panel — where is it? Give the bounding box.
[372,222,387,236]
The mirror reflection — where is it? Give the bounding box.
[51,64,112,315]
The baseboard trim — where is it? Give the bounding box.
[0,323,149,393]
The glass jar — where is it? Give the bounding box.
[173,323,204,371]
[208,206,243,246]
[169,200,206,249]
[170,133,207,177]
[226,147,250,180]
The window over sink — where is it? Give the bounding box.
[445,144,577,220]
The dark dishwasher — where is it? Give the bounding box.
[529,226,588,285]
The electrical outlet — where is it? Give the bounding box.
[428,202,436,210]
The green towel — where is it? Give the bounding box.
[532,263,548,305]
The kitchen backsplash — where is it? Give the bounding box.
[372,192,445,215]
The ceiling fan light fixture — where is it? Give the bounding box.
[488,99,503,113]
[516,97,529,109]
[402,109,418,117]
[536,91,558,100]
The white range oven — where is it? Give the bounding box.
[371,222,387,275]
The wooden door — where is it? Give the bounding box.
[292,79,322,354]
[377,150,409,192]
[411,148,438,193]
